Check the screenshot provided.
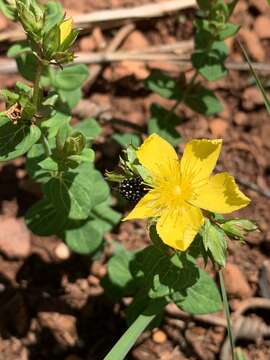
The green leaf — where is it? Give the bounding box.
[64,218,104,255]
[7,42,31,58]
[112,133,141,147]
[38,156,59,171]
[202,219,227,267]
[53,64,89,91]
[92,201,121,232]
[44,1,64,33]
[144,70,183,100]
[192,41,228,81]
[25,197,67,236]
[43,169,94,220]
[0,116,41,161]
[26,144,52,183]
[148,103,182,146]
[132,245,199,300]
[217,23,240,41]
[185,85,223,115]
[75,118,102,139]
[68,148,95,164]
[89,169,110,205]
[0,0,16,19]
[176,269,222,314]
[42,111,71,139]
[43,24,60,59]
[14,52,39,82]
[58,88,82,109]
[108,250,136,290]
[196,0,210,11]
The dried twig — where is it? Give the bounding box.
[0,0,196,42]
[2,45,270,75]
[166,303,226,327]
[85,23,135,88]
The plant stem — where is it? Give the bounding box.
[33,59,52,156]
[170,70,198,114]
[32,60,43,110]
[103,300,165,360]
[218,269,237,360]
[41,132,51,157]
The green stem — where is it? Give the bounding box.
[170,71,198,114]
[32,60,43,110]
[218,269,237,360]
[41,131,51,157]
[33,59,52,156]
[103,300,165,360]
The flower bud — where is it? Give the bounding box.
[63,132,86,156]
[220,219,258,240]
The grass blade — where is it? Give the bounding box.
[237,39,270,115]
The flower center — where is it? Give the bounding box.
[173,185,182,197]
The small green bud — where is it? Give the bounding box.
[16,0,44,42]
[42,17,79,64]
[220,219,258,240]
[63,131,86,156]
[0,0,17,20]
[43,25,61,59]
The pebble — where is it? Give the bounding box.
[0,217,31,259]
[239,28,265,62]
[223,263,252,298]
[54,243,71,260]
[254,16,270,39]
[209,118,228,137]
[152,329,167,344]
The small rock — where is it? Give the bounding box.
[242,86,264,110]
[1,199,18,217]
[209,118,228,137]
[254,16,270,39]
[234,111,248,126]
[54,243,71,260]
[38,312,78,347]
[0,217,31,258]
[239,28,265,61]
[234,0,248,14]
[152,329,167,344]
[122,30,149,50]
[91,261,107,278]
[223,263,252,298]
[0,13,8,31]
[249,0,269,13]
[79,35,97,52]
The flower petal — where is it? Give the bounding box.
[156,204,204,251]
[60,18,73,44]
[180,139,222,184]
[123,191,157,220]
[137,133,178,176]
[189,172,251,214]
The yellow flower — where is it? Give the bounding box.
[59,18,73,45]
[124,134,250,251]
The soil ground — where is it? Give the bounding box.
[0,0,270,359]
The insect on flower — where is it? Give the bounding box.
[123,134,250,251]
[119,177,147,202]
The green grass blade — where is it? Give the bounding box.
[103,299,165,360]
[219,270,237,360]
[237,39,270,114]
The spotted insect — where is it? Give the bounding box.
[119,177,147,202]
